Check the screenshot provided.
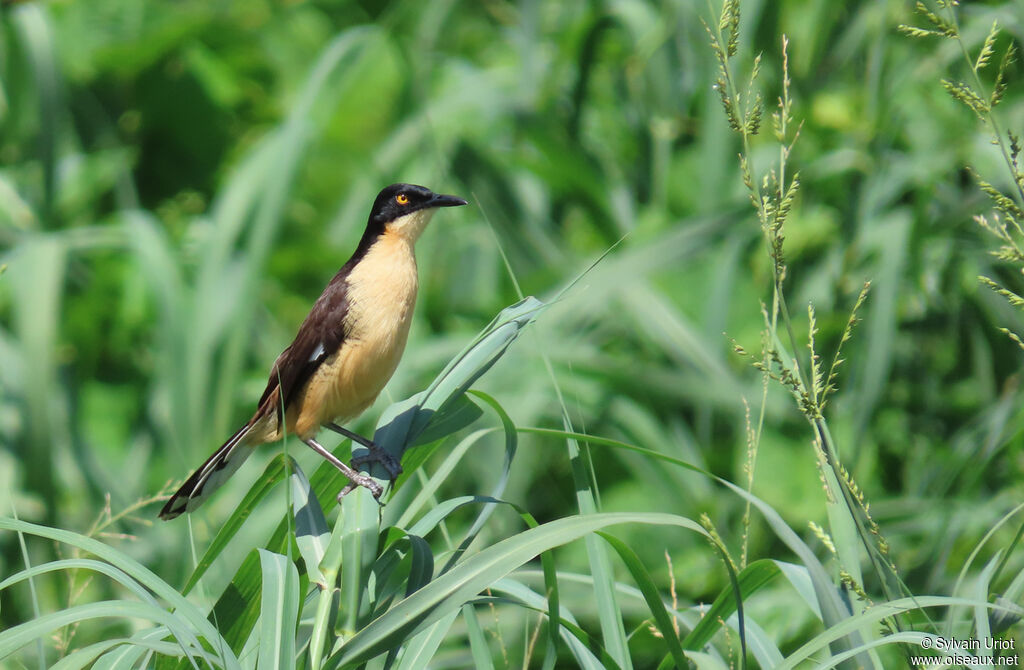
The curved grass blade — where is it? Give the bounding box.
[484,580,617,670]
[438,391,519,575]
[327,512,714,668]
[51,634,221,670]
[597,532,688,669]
[0,558,157,606]
[775,596,1024,669]
[364,296,546,474]
[0,602,204,662]
[681,559,794,651]
[520,426,860,649]
[0,519,239,669]
[944,501,1024,637]
[394,428,496,529]
[405,534,434,598]
[182,454,288,595]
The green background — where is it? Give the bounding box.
[1,0,1022,666]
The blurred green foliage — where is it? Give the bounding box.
[1,0,1023,665]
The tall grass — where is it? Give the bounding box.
[1,0,1023,667]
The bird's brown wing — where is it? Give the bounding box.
[255,279,351,418]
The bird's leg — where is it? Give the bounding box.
[303,437,383,504]
[324,422,403,482]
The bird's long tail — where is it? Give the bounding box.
[159,424,257,520]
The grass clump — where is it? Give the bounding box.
[1,0,1023,667]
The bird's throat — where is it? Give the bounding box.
[384,208,436,244]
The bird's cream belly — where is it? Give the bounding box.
[291,231,418,439]
[318,330,409,425]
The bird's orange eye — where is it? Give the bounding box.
[396,194,409,205]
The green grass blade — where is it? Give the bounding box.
[51,634,220,670]
[462,604,495,670]
[366,296,546,475]
[564,425,632,670]
[291,460,330,587]
[436,391,519,572]
[681,559,790,650]
[206,549,263,659]
[182,454,288,595]
[307,587,340,670]
[394,428,496,529]
[972,551,1000,660]
[404,534,434,598]
[326,512,710,667]
[0,601,202,662]
[406,495,503,538]
[944,502,1024,637]
[485,580,616,670]
[0,518,238,668]
[0,558,155,606]
[391,610,460,670]
[256,549,300,670]
[597,532,688,669]
[339,487,380,633]
[775,596,1024,669]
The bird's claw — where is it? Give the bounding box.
[336,474,384,506]
[352,442,403,483]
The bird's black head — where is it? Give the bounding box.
[368,183,467,225]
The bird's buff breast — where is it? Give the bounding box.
[294,233,419,437]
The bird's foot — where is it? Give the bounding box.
[336,474,383,505]
[325,422,402,480]
[351,442,403,483]
[303,436,385,505]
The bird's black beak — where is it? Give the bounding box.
[429,193,468,208]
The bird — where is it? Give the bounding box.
[159,183,467,520]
